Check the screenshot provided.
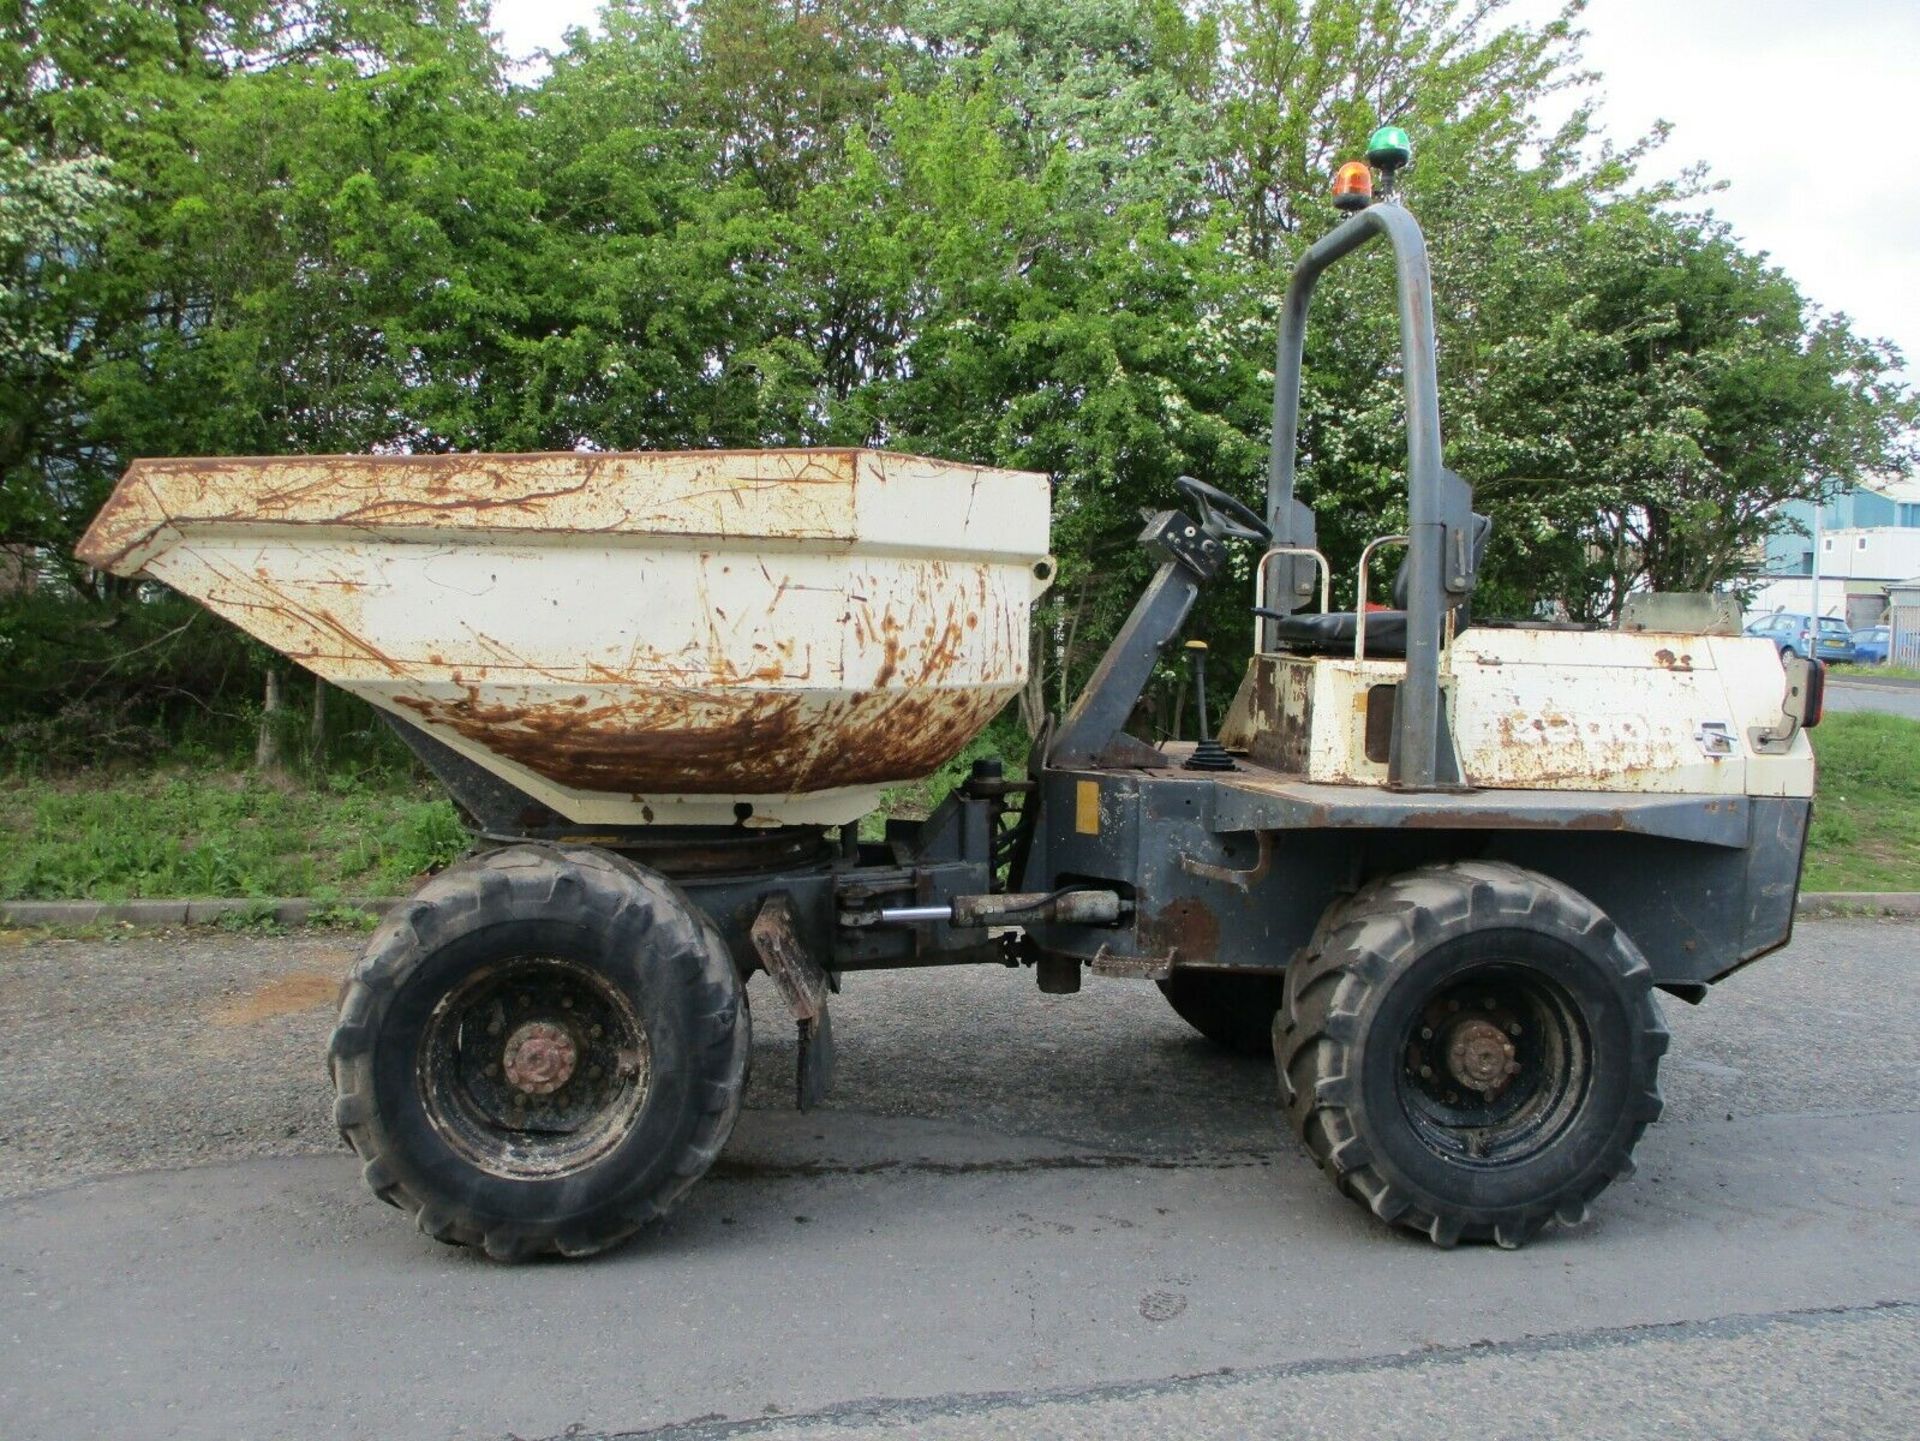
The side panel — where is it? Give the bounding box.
[1448,629,1815,797]
[1232,633,1816,800]
[1024,770,1810,988]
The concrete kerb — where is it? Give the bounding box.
[2,893,1917,929]
[0,897,401,928]
[1826,672,1920,692]
[1793,892,1920,918]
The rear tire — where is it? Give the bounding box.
[1276,862,1666,1248]
[329,845,749,1260]
[1157,971,1287,1057]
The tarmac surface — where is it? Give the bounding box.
[1824,671,1920,720]
[2,917,1916,1438]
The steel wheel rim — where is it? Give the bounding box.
[418,957,651,1180]
[1395,961,1591,1168]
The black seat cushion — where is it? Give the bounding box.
[1266,610,1411,656]
[1264,511,1493,659]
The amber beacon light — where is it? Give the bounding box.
[1331,159,1373,211]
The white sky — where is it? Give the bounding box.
[489,0,1920,380]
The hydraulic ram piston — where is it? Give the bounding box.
[846,890,1125,929]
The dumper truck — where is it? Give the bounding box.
[77,132,1821,1259]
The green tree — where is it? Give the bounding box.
[0,142,116,549]
[1432,152,1917,620]
[2,0,1913,765]
[0,0,502,578]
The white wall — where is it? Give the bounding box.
[1745,577,1889,626]
[1747,525,1920,625]
[1813,527,1920,584]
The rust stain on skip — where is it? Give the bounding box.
[382,567,1012,796]
[392,684,1007,795]
[75,448,886,574]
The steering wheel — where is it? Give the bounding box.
[1175,475,1272,545]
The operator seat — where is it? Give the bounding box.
[1264,513,1492,657]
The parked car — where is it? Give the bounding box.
[1851,624,1891,664]
[1743,612,1857,663]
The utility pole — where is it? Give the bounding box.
[1809,486,1824,628]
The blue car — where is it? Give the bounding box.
[1743,612,1857,664]
[1851,624,1890,664]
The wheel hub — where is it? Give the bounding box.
[502,1020,578,1095]
[1445,1016,1516,1093]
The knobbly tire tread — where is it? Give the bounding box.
[1156,971,1288,1057]
[1275,861,1668,1249]
[329,844,750,1261]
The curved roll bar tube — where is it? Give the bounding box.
[1266,202,1464,789]
[1252,545,1332,653]
[1353,535,1410,662]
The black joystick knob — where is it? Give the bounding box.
[1181,639,1236,773]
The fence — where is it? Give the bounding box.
[1890,584,1920,667]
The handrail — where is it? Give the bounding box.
[1353,535,1409,661]
[1266,202,1452,787]
[1253,545,1331,653]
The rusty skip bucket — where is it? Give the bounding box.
[76,448,1055,827]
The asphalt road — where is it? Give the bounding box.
[2,918,1917,1439]
[1825,672,1920,720]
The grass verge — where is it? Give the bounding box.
[1804,711,1920,891]
[0,768,466,902]
[1833,662,1920,683]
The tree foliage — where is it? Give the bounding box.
[1,0,1912,760]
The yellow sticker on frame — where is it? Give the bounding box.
[1075,779,1100,835]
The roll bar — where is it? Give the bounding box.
[1266,202,1476,789]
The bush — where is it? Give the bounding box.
[0,588,257,769]
[0,584,421,779]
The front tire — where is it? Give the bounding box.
[329,845,750,1260]
[1276,862,1666,1248]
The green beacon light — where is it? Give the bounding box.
[1366,125,1412,173]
